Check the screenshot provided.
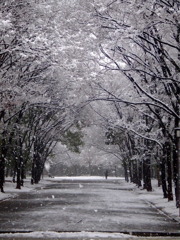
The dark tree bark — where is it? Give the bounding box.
[0,132,7,193]
[143,155,152,192]
[16,165,21,189]
[123,159,129,182]
[138,161,142,188]
[0,157,5,193]
[156,163,162,187]
[160,152,168,198]
[173,141,179,207]
[128,160,133,183]
[165,141,173,201]
[173,115,180,207]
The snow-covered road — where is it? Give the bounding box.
[0,177,179,238]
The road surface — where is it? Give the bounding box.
[0,178,179,238]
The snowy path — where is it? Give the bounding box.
[0,178,179,237]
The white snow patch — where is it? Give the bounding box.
[0,177,50,201]
[53,176,124,181]
[0,231,136,239]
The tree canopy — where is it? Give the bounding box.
[0,0,180,209]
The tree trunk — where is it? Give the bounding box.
[16,138,24,189]
[143,156,152,192]
[16,166,21,189]
[123,159,129,182]
[31,160,35,185]
[173,137,179,207]
[165,142,173,201]
[137,161,142,187]
[156,163,161,187]
[160,153,168,198]
[21,164,25,186]
[132,161,137,184]
[0,157,5,193]
[0,133,7,193]
[146,156,152,192]
[128,160,133,182]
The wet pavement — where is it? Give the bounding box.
[0,178,179,236]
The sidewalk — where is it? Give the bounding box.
[131,180,180,224]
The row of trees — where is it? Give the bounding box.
[0,0,88,192]
[0,0,179,211]
[87,0,179,207]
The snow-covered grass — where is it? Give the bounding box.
[0,231,136,239]
[134,180,180,223]
[0,177,50,202]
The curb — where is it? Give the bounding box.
[144,200,180,224]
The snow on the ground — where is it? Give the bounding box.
[53,176,124,181]
[0,176,179,221]
[0,176,179,239]
[133,180,180,222]
[0,178,50,202]
[0,231,136,239]
[1,176,179,219]
[50,176,180,221]
[0,176,123,201]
